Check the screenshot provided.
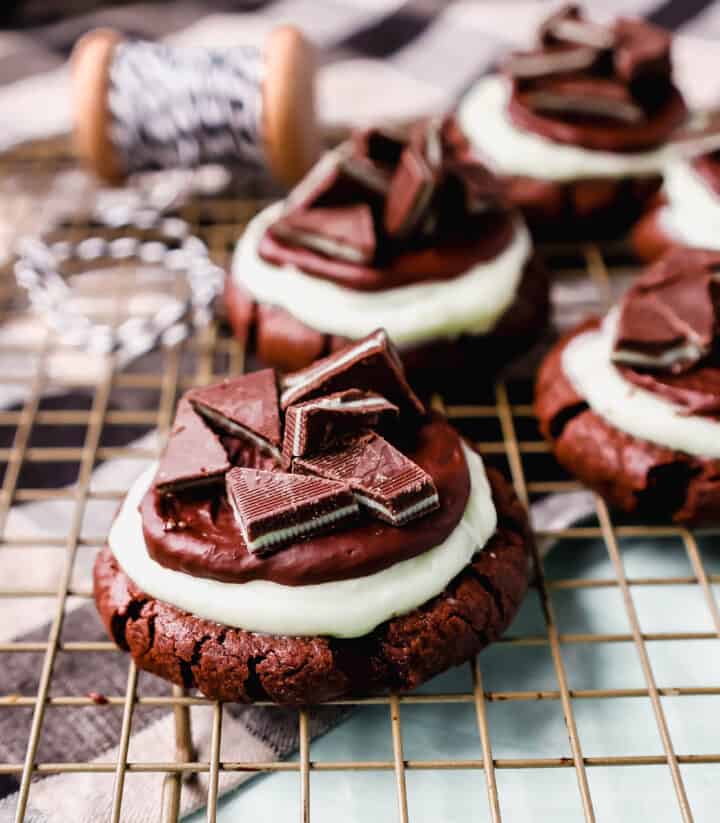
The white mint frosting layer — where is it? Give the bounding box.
[232,202,532,348]
[108,444,498,639]
[561,310,720,459]
[657,157,720,250]
[457,75,670,182]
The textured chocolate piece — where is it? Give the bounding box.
[263,114,512,289]
[269,204,376,265]
[504,46,599,79]
[295,431,440,526]
[226,467,358,555]
[536,319,720,525]
[613,249,720,373]
[281,329,425,415]
[384,143,438,238]
[188,369,282,459]
[95,465,531,704]
[620,364,720,419]
[154,398,230,492]
[144,418,471,585]
[283,389,398,459]
[521,78,645,124]
[540,4,614,49]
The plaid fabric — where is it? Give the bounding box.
[0,1,718,820]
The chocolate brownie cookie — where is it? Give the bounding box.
[535,249,720,524]
[94,465,530,704]
[95,330,532,703]
[226,116,548,389]
[458,6,687,240]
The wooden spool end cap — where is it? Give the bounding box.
[263,26,321,187]
[70,25,321,188]
[71,27,125,184]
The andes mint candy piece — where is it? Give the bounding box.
[294,431,440,526]
[280,328,425,416]
[269,204,376,264]
[612,250,720,373]
[521,78,645,123]
[154,397,230,493]
[226,467,358,555]
[384,144,436,238]
[504,46,598,79]
[286,144,390,211]
[283,389,398,459]
[188,369,283,462]
[671,111,720,158]
[540,4,614,49]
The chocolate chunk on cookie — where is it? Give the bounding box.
[294,431,440,526]
[281,329,425,416]
[188,369,282,461]
[154,398,230,493]
[283,389,398,459]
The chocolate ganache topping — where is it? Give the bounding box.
[258,117,516,292]
[613,248,720,417]
[504,4,687,152]
[142,329,473,585]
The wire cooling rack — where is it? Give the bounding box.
[0,137,719,823]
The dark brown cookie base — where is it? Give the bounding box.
[504,174,662,241]
[224,255,549,393]
[94,467,531,705]
[630,203,680,262]
[535,320,720,524]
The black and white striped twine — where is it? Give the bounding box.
[108,40,268,176]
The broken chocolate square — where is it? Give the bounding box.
[283,389,399,459]
[188,369,283,462]
[541,5,614,50]
[154,397,231,493]
[268,204,376,265]
[612,251,720,373]
[226,467,358,555]
[504,46,599,80]
[280,329,425,416]
[294,431,440,526]
[613,18,671,86]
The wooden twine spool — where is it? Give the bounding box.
[71,25,320,187]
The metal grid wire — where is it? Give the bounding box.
[0,138,719,823]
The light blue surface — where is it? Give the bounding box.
[187,532,720,822]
